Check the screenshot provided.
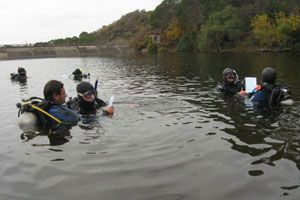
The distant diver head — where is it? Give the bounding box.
[261,67,276,85]
[18,67,26,76]
[73,68,83,75]
[222,68,238,84]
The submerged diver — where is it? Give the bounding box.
[70,68,90,80]
[240,67,293,109]
[216,68,244,95]
[66,81,114,118]
[10,67,27,82]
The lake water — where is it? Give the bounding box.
[0,52,299,200]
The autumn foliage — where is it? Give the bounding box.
[33,0,300,52]
[251,12,300,50]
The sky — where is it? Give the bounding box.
[0,0,162,45]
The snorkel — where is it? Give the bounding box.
[94,75,99,98]
[94,75,99,91]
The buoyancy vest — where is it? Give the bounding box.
[47,104,81,125]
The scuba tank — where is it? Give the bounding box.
[18,112,39,133]
[17,97,80,133]
[17,97,50,131]
[252,83,293,109]
[268,84,293,108]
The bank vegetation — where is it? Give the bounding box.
[12,0,300,53]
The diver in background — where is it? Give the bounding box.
[10,66,27,82]
[66,81,114,117]
[216,68,244,95]
[70,68,90,81]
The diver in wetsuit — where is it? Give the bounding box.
[66,81,114,117]
[43,80,81,144]
[216,68,244,95]
[249,67,293,109]
[10,67,27,82]
[16,80,80,145]
[42,80,81,129]
[71,68,90,80]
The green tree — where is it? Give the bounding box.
[175,34,194,52]
[276,12,300,48]
[150,0,178,30]
[97,10,151,42]
[147,42,158,54]
[199,5,244,51]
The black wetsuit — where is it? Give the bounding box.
[10,73,27,82]
[72,69,89,80]
[66,97,108,116]
[216,80,244,95]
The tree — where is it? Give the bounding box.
[276,12,300,48]
[200,5,244,51]
[147,42,158,54]
[130,27,151,51]
[176,0,204,31]
[150,0,178,30]
[164,18,186,43]
[250,13,277,48]
[175,34,194,52]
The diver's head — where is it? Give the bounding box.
[18,67,26,76]
[222,68,238,84]
[73,68,83,75]
[43,80,66,104]
[261,67,276,85]
[76,81,96,102]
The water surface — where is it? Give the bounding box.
[0,52,299,200]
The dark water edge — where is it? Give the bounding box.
[0,52,299,200]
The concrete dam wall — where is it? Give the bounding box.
[0,43,134,60]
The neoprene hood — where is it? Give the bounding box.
[262,67,276,85]
[76,81,94,94]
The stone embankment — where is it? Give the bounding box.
[0,43,133,60]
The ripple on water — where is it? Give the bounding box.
[1,55,300,199]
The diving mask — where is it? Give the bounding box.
[78,90,96,99]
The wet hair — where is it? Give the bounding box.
[43,80,64,101]
[262,67,276,85]
[76,81,94,94]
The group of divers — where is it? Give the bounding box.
[11,67,114,145]
[216,67,293,110]
[11,66,293,145]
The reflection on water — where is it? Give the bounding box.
[0,53,299,200]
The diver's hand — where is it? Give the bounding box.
[104,106,114,116]
[239,90,247,96]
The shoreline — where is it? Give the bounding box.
[0,43,134,60]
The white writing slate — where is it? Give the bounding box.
[245,77,257,93]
